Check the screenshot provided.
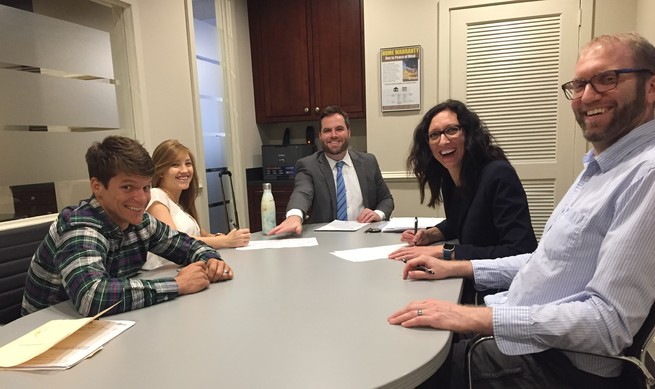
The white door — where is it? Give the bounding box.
[438,0,586,237]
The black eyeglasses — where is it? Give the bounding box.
[561,68,653,100]
[427,125,462,143]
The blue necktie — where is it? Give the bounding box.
[336,161,347,221]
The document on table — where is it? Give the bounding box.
[0,320,135,370]
[236,237,319,250]
[331,243,407,262]
[0,303,134,370]
[315,220,369,231]
[381,217,445,232]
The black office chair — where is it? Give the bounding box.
[0,219,52,324]
[466,302,655,388]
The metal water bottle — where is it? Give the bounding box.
[261,183,276,233]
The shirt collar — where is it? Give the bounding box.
[326,151,352,169]
[583,119,655,173]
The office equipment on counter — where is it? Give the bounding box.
[305,126,315,145]
[262,144,315,180]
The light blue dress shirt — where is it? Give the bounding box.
[472,119,655,377]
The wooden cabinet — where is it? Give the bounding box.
[246,181,295,232]
[247,0,365,123]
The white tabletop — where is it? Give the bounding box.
[0,223,462,388]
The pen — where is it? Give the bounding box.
[414,216,418,235]
[414,265,435,274]
[400,258,435,275]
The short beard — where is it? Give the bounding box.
[321,139,349,157]
[577,82,647,146]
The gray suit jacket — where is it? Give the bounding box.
[287,150,394,224]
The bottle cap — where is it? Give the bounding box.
[263,182,272,190]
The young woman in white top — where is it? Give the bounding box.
[143,139,250,270]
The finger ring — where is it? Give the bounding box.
[223,270,229,274]
[418,309,423,317]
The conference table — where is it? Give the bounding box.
[0,223,462,388]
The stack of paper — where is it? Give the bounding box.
[381,217,445,232]
[0,305,134,370]
[236,237,319,250]
[315,220,369,231]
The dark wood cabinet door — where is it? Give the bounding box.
[248,0,365,123]
[310,0,365,118]
[248,0,313,122]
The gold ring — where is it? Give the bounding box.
[223,270,229,274]
[418,309,423,316]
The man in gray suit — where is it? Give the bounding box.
[268,106,394,235]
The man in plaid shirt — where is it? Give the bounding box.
[22,136,234,317]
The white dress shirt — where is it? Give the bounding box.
[325,152,364,221]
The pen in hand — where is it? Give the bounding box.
[401,258,435,275]
[413,216,418,235]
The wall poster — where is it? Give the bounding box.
[380,45,421,112]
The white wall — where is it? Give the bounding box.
[593,0,638,37]
[636,0,655,42]
[128,1,199,148]
[123,0,212,227]
[363,0,443,218]
[121,0,259,230]
[217,0,259,226]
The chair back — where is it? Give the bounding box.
[0,218,53,324]
[625,301,655,361]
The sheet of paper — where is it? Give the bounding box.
[315,220,369,231]
[330,243,407,262]
[2,320,135,370]
[236,237,319,250]
[0,302,118,368]
[381,217,445,232]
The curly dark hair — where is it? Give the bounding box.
[407,99,507,207]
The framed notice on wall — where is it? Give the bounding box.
[380,45,421,112]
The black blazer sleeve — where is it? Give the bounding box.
[454,160,537,259]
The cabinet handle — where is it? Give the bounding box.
[304,107,309,113]
[315,107,320,113]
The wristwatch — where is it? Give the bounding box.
[442,243,455,260]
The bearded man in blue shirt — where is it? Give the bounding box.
[388,32,655,389]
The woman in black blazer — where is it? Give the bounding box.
[389,100,537,302]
